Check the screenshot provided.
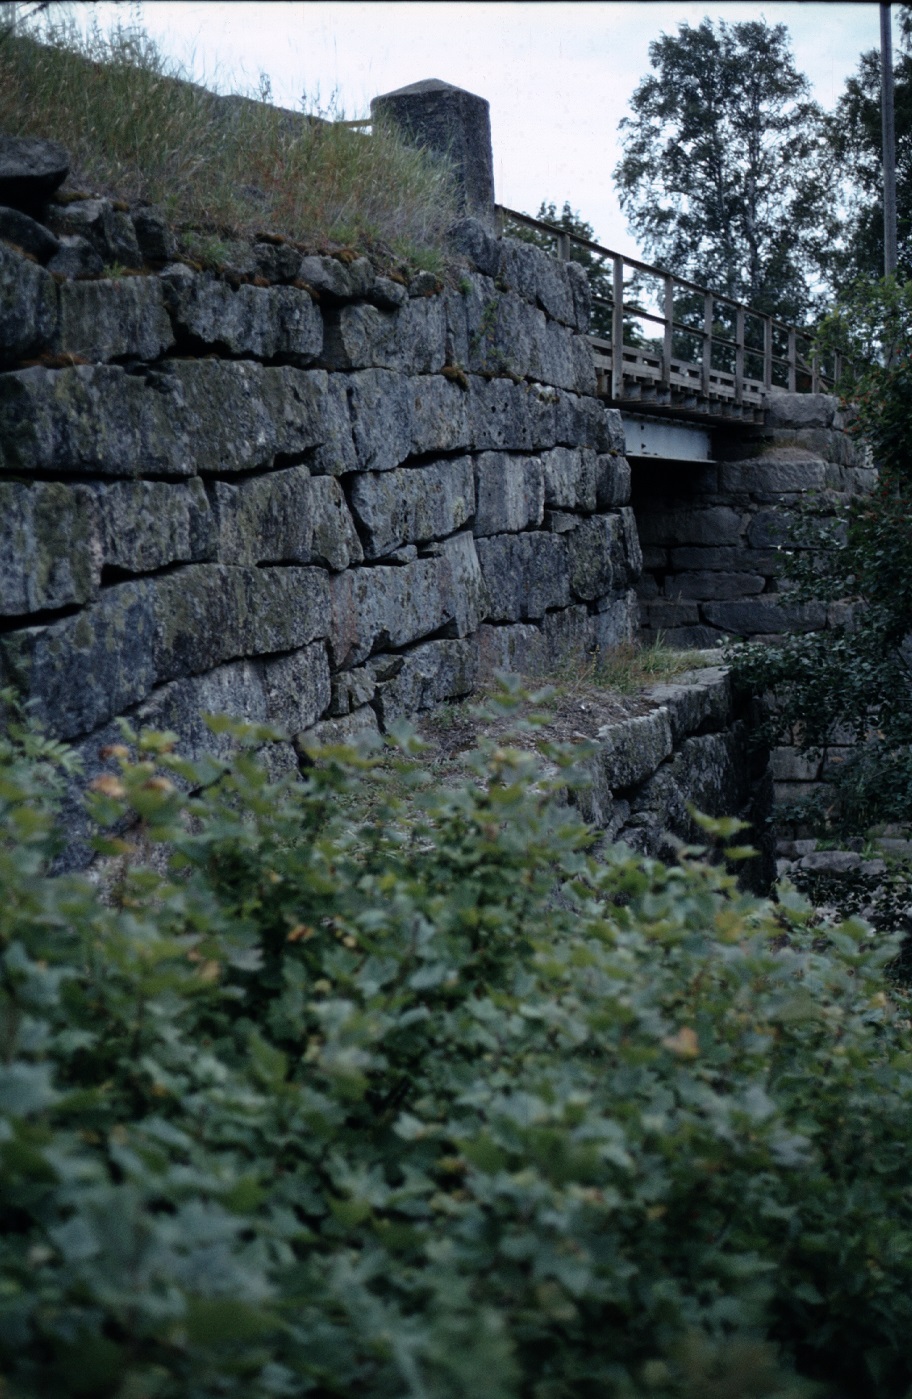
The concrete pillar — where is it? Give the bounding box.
[370,78,495,225]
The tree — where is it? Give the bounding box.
[821,7,912,289]
[614,18,834,322]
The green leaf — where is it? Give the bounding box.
[181,1298,279,1346]
[329,1196,372,1228]
[248,1030,288,1089]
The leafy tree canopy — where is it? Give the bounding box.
[614,17,834,322]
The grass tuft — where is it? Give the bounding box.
[542,638,716,698]
[0,15,459,260]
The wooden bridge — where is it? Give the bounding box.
[496,206,841,429]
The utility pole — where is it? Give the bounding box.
[881,2,899,276]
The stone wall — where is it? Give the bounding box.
[573,662,774,892]
[0,135,828,884]
[0,197,643,863]
[632,393,873,648]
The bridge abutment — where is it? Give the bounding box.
[629,392,873,649]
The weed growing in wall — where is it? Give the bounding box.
[579,637,714,695]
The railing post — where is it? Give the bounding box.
[611,255,625,401]
[788,327,797,392]
[557,231,570,262]
[811,350,820,393]
[702,292,713,396]
[662,274,674,390]
[735,305,745,404]
[763,317,773,391]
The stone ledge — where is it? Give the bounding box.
[642,664,732,745]
[596,707,674,791]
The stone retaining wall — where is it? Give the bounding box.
[0,133,834,880]
[0,201,643,864]
[576,662,774,892]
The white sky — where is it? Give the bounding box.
[50,1,882,257]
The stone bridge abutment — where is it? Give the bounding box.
[629,394,872,649]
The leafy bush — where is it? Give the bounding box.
[0,16,457,259]
[731,276,912,836]
[2,701,912,1398]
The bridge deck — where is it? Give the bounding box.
[496,206,842,427]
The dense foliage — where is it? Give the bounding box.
[2,695,912,1398]
[613,6,912,310]
[613,18,833,323]
[732,277,912,835]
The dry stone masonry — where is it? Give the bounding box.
[0,136,644,865]
[633,393,874,649]
[574,663,773,891]
[371,79,496,224]
[409,660,774,894]
[629,392,873,829]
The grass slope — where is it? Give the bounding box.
[0,15,458,260]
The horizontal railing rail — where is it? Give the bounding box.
[496,205,843,420]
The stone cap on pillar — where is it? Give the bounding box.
[370,77,495,225]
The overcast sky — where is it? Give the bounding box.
[57,1,882,256]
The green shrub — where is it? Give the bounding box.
[2,701,912,1398]
[0,17,457,259]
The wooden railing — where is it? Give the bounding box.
[496,205,841,422]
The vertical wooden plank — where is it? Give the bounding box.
[788,327,797,392]
[735,305,745,404]
[662,275,674,389]
[763,317,773,391]
[811,350,820,394]
[557,232,571,262]
[611,256,625,401]
[702,292,713,397]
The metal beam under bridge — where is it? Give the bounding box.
[621,414,713,464]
